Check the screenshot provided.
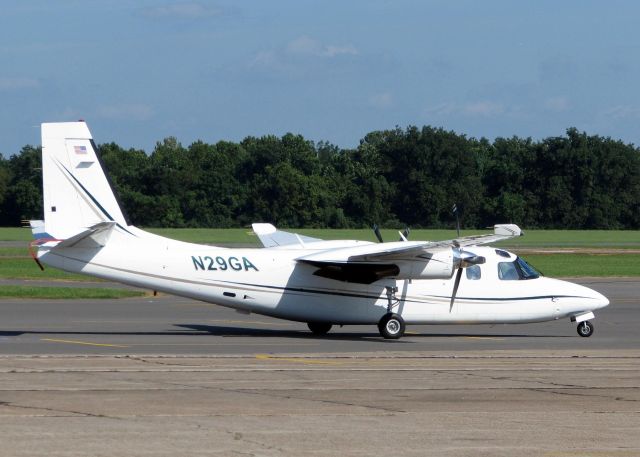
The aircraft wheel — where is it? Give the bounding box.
[577,320,594,337]
[307,322,332,335]
[378,313,405,339]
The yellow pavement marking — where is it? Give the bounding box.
[255,354,343,365]
[41,338,129,348]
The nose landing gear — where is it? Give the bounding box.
[577,320,594,337]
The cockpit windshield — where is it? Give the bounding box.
[516,257,540,279]
[497,257,541,280]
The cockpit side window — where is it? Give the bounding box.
[498,261,520,280]
[466,265,481,280]
[498,258,541,280]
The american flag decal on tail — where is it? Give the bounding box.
[74,145,87,155]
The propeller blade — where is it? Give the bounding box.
[452,203,460,237]
[399,226,410,241]
[373,224,383,243]
[449,267,463,312]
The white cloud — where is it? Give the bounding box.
[425,100,510,118]
[143,2,222,19]
[544,96,570,112]
[323,44,358,58]
[369,92,393,108]
[601,105,640,119]
[286,36,322,56]
[0,77,39,91]
[284,35,358,59]
[463,101,505,117]
[96,104,154,121]
[424,102,458,116]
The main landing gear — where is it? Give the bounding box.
[377,284,406,339]
[378,313,405,339]
[577,320,594,337]
[307,322,332,335]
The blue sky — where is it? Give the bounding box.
[2,0,640,155]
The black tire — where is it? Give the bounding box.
[307,322,332,335]
[378,313,405,339]
[577,320,594,337]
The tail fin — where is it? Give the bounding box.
[41,122,131,239]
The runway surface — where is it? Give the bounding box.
[0,279,637,354]
[1,279,638,456]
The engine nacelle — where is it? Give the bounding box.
[395,250,455,280]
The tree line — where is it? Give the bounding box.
[1,126,639,229]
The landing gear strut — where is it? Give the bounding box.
[378,284,405,339]
[577,320,594,337]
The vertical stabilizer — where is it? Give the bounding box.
[41,122,130,239]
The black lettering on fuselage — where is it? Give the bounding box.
[192,255,258,272]
[243,257,258,271]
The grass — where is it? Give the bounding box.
[521,253,640,278]
[0,246,31,257]
[0,227,33,241]
[0,258,100,281]
[5,226,640,247]
[145,227,640,248]
[0,286,146,299]
[1,227,638,295]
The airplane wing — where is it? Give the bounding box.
[297,224,522,263]
[294,224,522,283]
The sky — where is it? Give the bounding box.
[1,0,640,156]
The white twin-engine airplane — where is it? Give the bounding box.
[29,122,609,340]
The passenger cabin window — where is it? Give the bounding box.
[466,265,481,280]
[498,257,541,280]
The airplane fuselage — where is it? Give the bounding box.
[37,228,608,327]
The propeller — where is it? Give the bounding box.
[372,224,384,243]
[449,246,486,312]
[452,203,461,237]
[449,268,463,312]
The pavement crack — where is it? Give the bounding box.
[219,428,287,455]
[0,399,121,420]
[221,387,404,414]
[528,387,640,403]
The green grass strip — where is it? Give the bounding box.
[520,253,640,277]
[0,286,146,299]
[146,227,640,248]
[3,226,640,248]
[0,258,99,281]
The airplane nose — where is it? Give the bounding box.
[583,285,609,309]
[593,290,609,309]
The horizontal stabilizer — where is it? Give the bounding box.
[252,223,323,248]
[55,221,116,249]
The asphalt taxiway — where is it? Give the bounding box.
[1,278,638,456]
[0,278,637,354]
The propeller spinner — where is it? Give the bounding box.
[449,247,485,311]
